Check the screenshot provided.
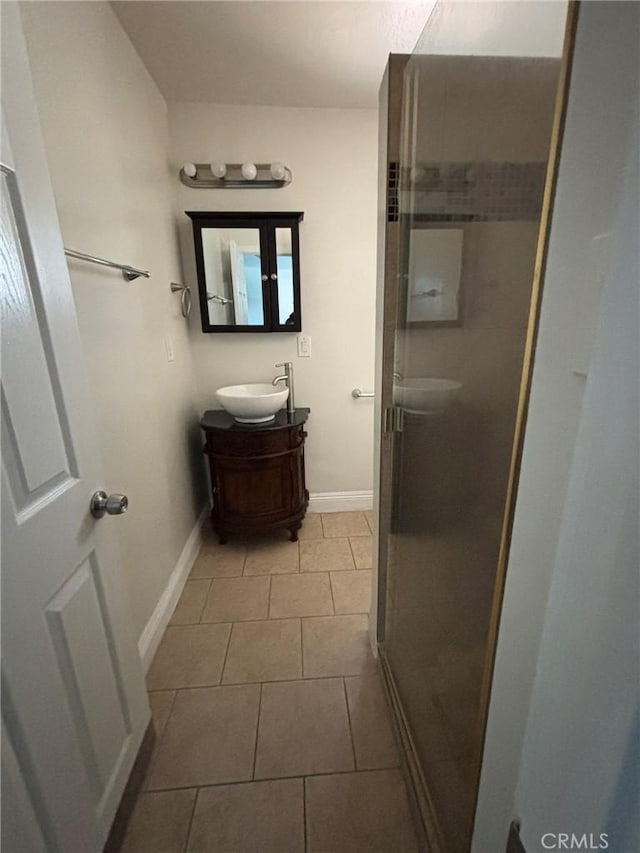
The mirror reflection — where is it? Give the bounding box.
[407,226,464,325]
[202,227,264,326]
[275,228,295,325]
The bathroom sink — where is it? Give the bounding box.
[216,383,289,423]
[394,378,462,414]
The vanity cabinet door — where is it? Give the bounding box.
[212,454,296,523]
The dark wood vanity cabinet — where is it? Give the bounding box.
[200,408,310,543]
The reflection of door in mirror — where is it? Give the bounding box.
[242,253,265,325]
[275,228,295,325]
[201,227,265,327]
[201,229,231,325]
[229,240,248,324]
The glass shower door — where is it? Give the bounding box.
[380,44,566,853]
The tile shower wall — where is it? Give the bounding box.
[407,161,547,221]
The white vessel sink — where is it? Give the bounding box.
[394,378,462,414]
[216,383,289,423]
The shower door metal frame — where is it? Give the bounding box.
[373,52,409,648]
[374,4,580,849]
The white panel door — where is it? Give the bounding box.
[229,239,249,324]
[1,6,149,852]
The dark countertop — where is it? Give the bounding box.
[200,408,310,432]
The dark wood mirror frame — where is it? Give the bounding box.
[187,211,303,333]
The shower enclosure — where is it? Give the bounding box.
[375,6,574,851]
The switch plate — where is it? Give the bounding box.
[297,334,311,357]
[164,334,175,362]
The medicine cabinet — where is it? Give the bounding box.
[187,211,303,333]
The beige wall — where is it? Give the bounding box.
[169,102,379,495]
[21,1,204,643]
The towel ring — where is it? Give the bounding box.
[170,282,192,318]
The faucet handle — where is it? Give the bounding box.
[275,362,292,369]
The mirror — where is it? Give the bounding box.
[201,227,264,326]
[275,227,295,325]
[187,212,303,333]
[407,226,464,325]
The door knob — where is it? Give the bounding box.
[90,490,129,519]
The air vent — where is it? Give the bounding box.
[387,161,399,222]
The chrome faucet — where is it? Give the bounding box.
[272,362,295,415]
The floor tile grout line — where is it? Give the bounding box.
[300,617,305,679]
[144,766,396,795]
[148,666,374,693]
[219,621,234,684]
[327,572,336,615]
[347,536,356,566]
[242,567,334,578]
[342,677,358,771]
[302,776,308,853]
[346,536,364,571]
[197,579,212,623]
[251,682,263,780]
[162,688,180,736]
[144,687,180,791]
[163,598,369,629]
[267,575,273,619]
[183,786,200,853]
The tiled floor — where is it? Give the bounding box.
[121,511,419,853]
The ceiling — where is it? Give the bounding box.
[111,1,435,109]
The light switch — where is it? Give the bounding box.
[297,334,311,358]
[164,334,176,362]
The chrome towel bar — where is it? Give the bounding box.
[352,388,375,399]
[64,248,150,281]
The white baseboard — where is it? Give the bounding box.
[138,507,208,673]
[308,491,373,513]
